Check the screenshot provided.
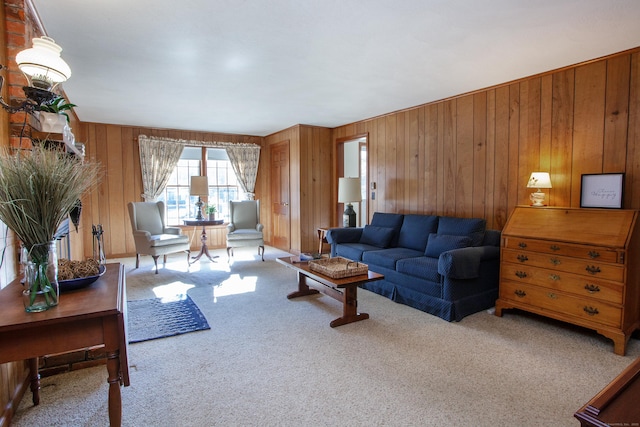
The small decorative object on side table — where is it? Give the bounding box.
[183,219,224,264]
[206,204,217,221]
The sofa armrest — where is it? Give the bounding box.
[163,226,182,235]
[256,223,264,232]
[326,227,363,245]
[227,223,236,233]
[438,246,500,280]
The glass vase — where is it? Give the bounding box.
[23,241,59,312]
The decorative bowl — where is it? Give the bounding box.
[59,264,106,292]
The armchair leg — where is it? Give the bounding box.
[259,245,265,261]
[163,254,167,264]
[227,247,233,263]
[186,250,190,266]
[152,255,160,274]
[135,254,140,268]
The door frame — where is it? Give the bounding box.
[335,133,368,227]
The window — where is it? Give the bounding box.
[159,147,245,225]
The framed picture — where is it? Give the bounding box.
[580,173,624,209]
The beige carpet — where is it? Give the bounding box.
[11,246,640,427]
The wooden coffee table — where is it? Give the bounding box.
[276,257,383,327]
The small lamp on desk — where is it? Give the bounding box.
[338,177,362,227]
[190,176,209,220]
[527,172,552,207]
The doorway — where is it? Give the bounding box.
[336,134,367,227]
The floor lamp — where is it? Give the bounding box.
[338,177,362,227]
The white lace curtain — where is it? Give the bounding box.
[137,135,261,201]
[138,135,184,201]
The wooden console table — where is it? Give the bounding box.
[575,356,640,426]
[0,263,129,426]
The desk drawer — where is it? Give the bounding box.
[500,280,621,328]
[502,249,624,282]
[503,237,622,263]
[500,263,623,304]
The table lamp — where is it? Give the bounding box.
[190,176,209,220]
[338,177,361,227]
[527,172,552,207]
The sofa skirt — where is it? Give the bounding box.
[361,277,497,322]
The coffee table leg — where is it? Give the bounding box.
[329,285,369,328]
[287,272,320,299]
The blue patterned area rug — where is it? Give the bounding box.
[127,295,210,343]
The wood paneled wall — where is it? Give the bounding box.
[332,48,640,231]
[262,125,332,254]
[77,123,263,258]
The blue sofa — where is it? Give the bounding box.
[325,212,501,321]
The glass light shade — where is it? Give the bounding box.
[338,177,362,203]
[16,37,71,90]
[527,172,552,189]
[190,176,209,196]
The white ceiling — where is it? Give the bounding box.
[31,0,640,137]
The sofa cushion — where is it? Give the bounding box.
[437,217,486,246]
[425,233,472,257]
[335,243,380,261]
[397,214,439,251]
[363,247,424,270]
[370,212,404,247]
[396,256,441,283]
[359,225,395,248]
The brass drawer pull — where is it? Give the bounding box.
[588,251,600,259]
[583,306,599,316]
[515,271,527,279]
[547,293,558,299]
[584,284,600,293]
[585,265,601,275]
[550,244,560,251]
[549,257,561,265]
[514,290,526,298]
[517,254,528,262]
[549,274,560,281]
[518,242,527,249]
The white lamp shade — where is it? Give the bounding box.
[527,172,552,189]
[189,176,209,196]
[16,37,71,89]
[338,177,361,203]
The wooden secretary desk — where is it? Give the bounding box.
[495,206,640,356]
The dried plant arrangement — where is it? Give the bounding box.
[0,145,101,309]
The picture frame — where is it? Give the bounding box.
[580,173,624,209]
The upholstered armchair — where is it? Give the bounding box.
[127,201,191,273]
[226,200,265,261]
